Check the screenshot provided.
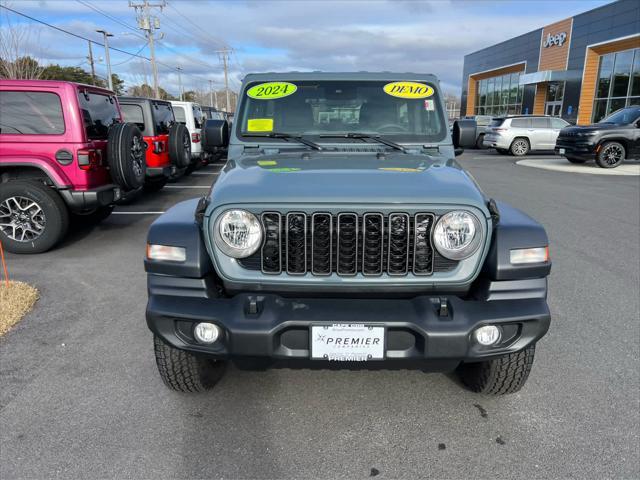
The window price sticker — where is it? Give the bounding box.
[424,99,435,111]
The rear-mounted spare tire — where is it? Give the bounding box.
[168,122,191,168]
[107,123,146,191]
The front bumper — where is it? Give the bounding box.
[147,283,550,370]
[59,184,121,212]
[554,140,596,159]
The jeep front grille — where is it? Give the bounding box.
[244,211,457,276]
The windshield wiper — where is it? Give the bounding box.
[319,132,407,153]
[242,132,323,150]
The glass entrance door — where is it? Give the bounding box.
[545,82,565,117]
[545,101,562,116]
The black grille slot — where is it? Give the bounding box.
[286,213,307,274]
[250,211,456,276]
[413,213,434,275]
[337,213,358,275]
[387,213,410,275]
[311,213,332,275]
[261,213,282,274]
[362,213,384,275]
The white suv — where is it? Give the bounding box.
[483,115,570,156]
[170,101,205,162]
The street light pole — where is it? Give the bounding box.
[96,30,114,91]
[177,66,183,101]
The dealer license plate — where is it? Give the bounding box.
[311,324,385,361]
[559,148,566,154]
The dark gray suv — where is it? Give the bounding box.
[144,72,552,396]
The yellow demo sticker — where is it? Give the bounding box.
[383,81,434,99]
[247,82,297,100]
[247,118,274,132]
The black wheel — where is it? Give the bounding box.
[107,123,146,191]
[184,162,197,176]
[510,138,530,156]
[596,141,625,168]
[71,206,113,225]
[456,344,536,395]
[143,176,168,193]
[153,335,227,392]
[0,180,69,254]
[168,123,191,168]
[566,155,587,164]
[496,148,509,155]
[475,134,485,150]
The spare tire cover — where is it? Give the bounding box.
[169,122,191,168]
[107,123,146,191]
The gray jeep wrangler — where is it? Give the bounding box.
[145,72,551,395]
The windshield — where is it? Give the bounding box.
[237,80,446,143]
[599,106,640,125]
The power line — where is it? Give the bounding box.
[75,0,145,40]
[165,1,229,50]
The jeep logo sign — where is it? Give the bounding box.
[543,32,567,48]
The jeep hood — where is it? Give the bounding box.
[209,152,488,212]
[562,123,630,133]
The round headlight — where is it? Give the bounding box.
[432,211,482,260]
[214,209,263,258]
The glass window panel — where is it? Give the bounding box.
[607,97,626,115]
[486,78,494,106]
[596,53,615,98]
[493,76,501,105]
[592,99,607,122]
[627,97,640,107]
[501,75,510,105]
[611,49,634,98]
[531,117,549,128]
[630,48,640,97]
[546,83,557,102]
[551,117,569,129]
[509,74,518,103]
[517,85,523,104]
[0,91,65,135]
[555,82,564,101]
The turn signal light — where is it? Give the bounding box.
[191,132,201,143]
[146,244,186,262]
[510,246,549,264]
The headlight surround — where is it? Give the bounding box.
[432,210,482,260]
[214,209,263,258]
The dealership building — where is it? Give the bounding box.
[460,0,639,124]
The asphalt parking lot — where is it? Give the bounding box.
[1,150,638,479]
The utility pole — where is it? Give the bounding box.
[130,0,166,99]
[208,79,214,108]
[217,48,231,111]
[177,66,183,100]
[96,30,114,91]
[87,41,96,85]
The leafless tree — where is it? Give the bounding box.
[0,6,43,79]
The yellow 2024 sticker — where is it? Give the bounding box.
[247,118,274,132]
[383,82,434,99]
[247,82,297,100]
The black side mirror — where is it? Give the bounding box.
[202,119,229,151]
[452,119,477,152]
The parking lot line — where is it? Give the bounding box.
[112,211,165,215]
[191,172,220,175]
[164,185,211,189]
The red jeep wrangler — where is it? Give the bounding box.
[0,80,145,254]
[119,96,191,191]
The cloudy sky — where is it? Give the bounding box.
[1,0,611,97]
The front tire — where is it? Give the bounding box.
[475,134,485,150]
[596,141,625,168]
[510,138,530,156]
[0,181,69,254]
[456,344,536,395]
[153,336,226,392]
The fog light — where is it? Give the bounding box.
[474,325,501,346]
[193,322,220,344]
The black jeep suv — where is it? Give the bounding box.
[555,106,640,168]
